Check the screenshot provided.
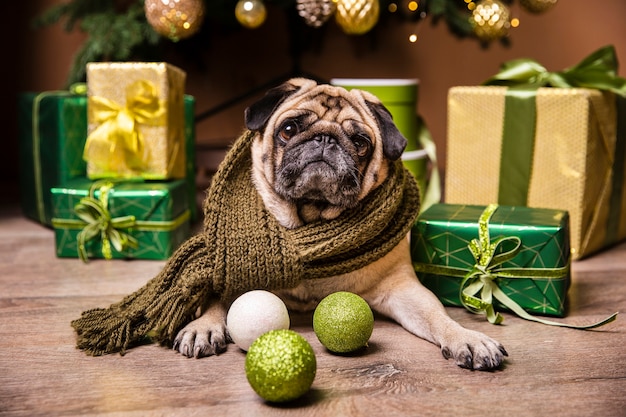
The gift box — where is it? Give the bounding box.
[411,203,571,319]
[445,46,626,260]
[18,88,88,226]
[51,178,190,260]
[85,62,186,180]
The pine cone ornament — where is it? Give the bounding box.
[297,0,337,28]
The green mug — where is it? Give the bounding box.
[330,78,428,195]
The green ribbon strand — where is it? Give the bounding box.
[606,95,626,245]
[74,180,138,262]
[414,204,618,329]
[498,87,538,206]
[483,45,626,211]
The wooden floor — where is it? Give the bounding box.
[1,203,625,417]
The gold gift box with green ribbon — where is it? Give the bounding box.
[85,62,186,180]
[51,178,190,261]
[445,45,626,260]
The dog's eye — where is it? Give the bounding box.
[278,120,299,142]
[352,134,372,158]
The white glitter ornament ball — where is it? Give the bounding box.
[227,290,290,351]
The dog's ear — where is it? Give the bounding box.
[245,81,303,131]
[367,102,407,161]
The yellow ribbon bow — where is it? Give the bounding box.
[83,80,166,174]
[74,181,138,262]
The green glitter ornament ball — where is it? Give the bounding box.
[245,329,317,403]
[313,291,374,353]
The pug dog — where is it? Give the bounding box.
[173,78,507,370]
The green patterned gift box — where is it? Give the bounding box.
[18,88,88,226]
[51,178,190,260]
[411,203,572,322]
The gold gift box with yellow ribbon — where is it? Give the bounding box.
[445,46,626,260]
[85,62,186,180]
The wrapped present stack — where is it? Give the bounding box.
[18,62,198,261]
[445,46,626,260]
[410,46,622,329]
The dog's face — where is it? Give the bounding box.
[245,78,407,227]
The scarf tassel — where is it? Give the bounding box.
[71,235,211,355]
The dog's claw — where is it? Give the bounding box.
[440,332,507,371]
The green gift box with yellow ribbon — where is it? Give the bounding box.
[85,62,187,180]
[445,45,626,260]
[412,203,572,321]
[51,178,191,260]
[18,86,88,226]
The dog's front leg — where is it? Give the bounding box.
[364,245,508,370]
[173,299,230,358]
[368,270,508,370]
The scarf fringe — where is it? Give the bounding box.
[71,234,210,356]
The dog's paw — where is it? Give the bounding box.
[173,319,229,358]
[440,329,508,371]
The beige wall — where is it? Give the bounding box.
[9,0,626,191]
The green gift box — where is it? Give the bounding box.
[411,203,572,320]
[51,178,190,260]
[18,89,88,226]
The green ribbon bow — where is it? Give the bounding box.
[74,181,138,262]
[414,204,618,329]
[483,45,626,94]
[482,45,626,209]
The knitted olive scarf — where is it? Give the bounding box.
[72,130,421,356]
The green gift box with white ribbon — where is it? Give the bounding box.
[51,178,190,261]
[412,203,573,320]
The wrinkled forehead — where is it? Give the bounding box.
[277,84,379,123]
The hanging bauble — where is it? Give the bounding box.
[471,0,511,42]
[235,0,267,29]
[519,0,558,14]
[144,0,205,42]
[296,0,337,28]
[335,0,380,35]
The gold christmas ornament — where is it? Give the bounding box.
[335,0,380,35]
[144,0,205,42]
[471,0,511,41]
[296,0,337,28]
[235,0,267,29]
[519,0,558,14]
